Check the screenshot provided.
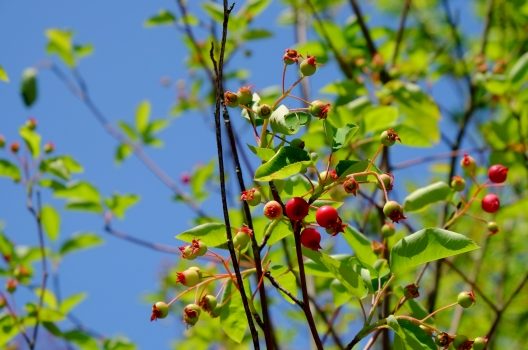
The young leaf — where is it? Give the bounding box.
[46,28,75,67]
[104,193,139,219]
[0,159,21,182]
[220,281,248,343]
[135,100,150,135]
[390,228,479,273]
[144,10,176,27]
[60,292,87,314]
[41,205,61,241]
[40,155,83,180]
[21,68,38,107]
[54,181,103,213]
[0,65,9,82]
[331,123,358,151]
[60,232,104,256]
[403,181,451,212]
[19,125,41,158]
[190,160,215,201]
[269,105,304,135]
[509,51,528,88]
[254,146,311,181]
[175,222,227,247]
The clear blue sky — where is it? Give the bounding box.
[0,1,481,349]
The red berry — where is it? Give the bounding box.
[481,193,500,213]
[315,206,339,228]
[300,228,321,251]
[150,301,169,321]
[285,197,310,221]
[263,201,283,220]
[488,164,508,183]
[10,142,20,154]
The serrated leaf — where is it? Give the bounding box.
[254,146,311,181]
[331,123,358,151]
[220,281,248,343]
[144,9,176,27]
[41,205,60,241]
[509,51,528,88]
[175,222,227,247]
[0,159,21,182]
[0,65,9,82]
[54,181,102,213]
[135,100,150,134]
[21,68,38,107]
[104,193,139,219]
[60,232,103,256]
[390,228,479,273]
[404,181,451,212]
[269,105,306,135]
[19,125,41,158]
[40,156,83,180]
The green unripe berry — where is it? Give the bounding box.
[381,222,395,238]
[380,128,401,146]
[451,176,466,192]
[233,227,252,250]
[237,86,253,105]
[241,188,261,206]
[199,294,218,313]
[257,104,272,119]
[290,138,305,149]
[183,303,201,326]
[472,337,487,350]
[300,56,317,76]
[309,100,330,119]
[453,334,468,348]
[176,267,202,287]
[383,201,406,223]
[460,154,477,176]
[487,221,499,235]
[457,291,476,308]
[150,301,169,321]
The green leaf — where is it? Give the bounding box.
[242,28,273,40]
[144,10,176,27]
[21,68,38,107]
[202,2,224,23]
[0,314,19,347]
[41,205,61,241]
[363,106,398,132]
[40,156,83,180]
[342,226,377,266]
[0,65,9,82]
[60,232,103,256]
[331,123,358,151]
[60,292,87,314]
[387,316,436,350]
[254,146,311,181]
[335,159,371,178]
[190,160,215,201]
[247,145,276,161]
[269,105,307,135]
[403,181,451,212]
[220,281,248,343]
[74,44,94,59]
[115,144,133,164]
[118,121,139,141]
[135,100,150,134]
[270,265,298,304]
[54,181,102,213]
[104,193,139,219]
[244,0,271,17]
[0,159,21,182]
[103,337,137,350]
[390,228,479,273]
[19,126,41,158]
[46,28,75,67]
[509,51,528,88]
[35,288,58,309]
[175,222,227,247]
[302,249,367,297]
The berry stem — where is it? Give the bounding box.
[421,302,458,322]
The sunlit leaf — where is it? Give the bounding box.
[254,146,311,181]
[0,159,21,182]
[176,222,227,247]
[404,181,451,212]
[60,232,104,256]
[41,205,61,241]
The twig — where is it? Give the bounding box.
[265,271,303,308]
[391,0,412,67]
[104,223,180,255]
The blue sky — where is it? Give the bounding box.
[0,1,483,349]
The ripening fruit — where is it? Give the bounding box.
[285,197,310,221]
[315,206,339,228]
[457,291,476,308]
[343,177,359,195]
[309,100,330,119]
[237,86,253,105]
[450,176,466,192]
[380,129,401,146]
[233,226,253,250]
[176,267,202,287]
[183,304,201,326]
[150,301,169,321]
[300,56,317,76]
[487,164,508,183]
[283,49,300,65]
[10,142,20,154]
[383,201,406,223]
[263,201,283,220]
[43,142,55,154]
[460,154,476,176]
[224,91,238,107]
[240,188,261,206]
[199,294,218,313]
[300,228,322,251]
[481,193,500,213]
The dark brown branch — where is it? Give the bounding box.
[265,271,304,308]
[209,2,260,348]
[391,0,412,67]
[104,223,180,255]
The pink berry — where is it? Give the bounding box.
[315,206,339,228]
[263,201,283,220]
[482,193,500,213]
[285,197,310,221]
[488,164,508,183]
[300,228,322,251]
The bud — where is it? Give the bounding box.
[309,100,331,119]
[224,91,238,107]
[150,301,169,321]
[404,283,420,299]
[380,129,401,147]
[183,303,201,326]
[450,176,466,192]
[300,56,317,76]
[283,49,300,65]
[237,86,253,106]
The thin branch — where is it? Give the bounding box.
[391,0,412,67]
[265,271,304,308]
[104,223,180,255]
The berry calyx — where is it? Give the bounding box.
[460,154,477,176]
[233,225,253,250]
[263,200,283,220]
[10,141,20,154]
[300,55,317,76]
[453,334,469,349]
[378,173,394,191]
[371,241,385,255]
[237,86,253,106]
[25,117,37,130]
[183,303,201,326]
[383,201,406,223]
[285,197,310,221]
[224,91,238,107]
[176,267,202,287]
[487,221,499,235]
[283,49,300,65]
[481,193,500,213]
[450,176,466,192]
[150,301,169,321]
[257,104,272,119]
[435,332,453,347]
[487,164,508,184]
[403,283,420,299]
[324,217,347,236]
[315,205,339,228]
[457,290,476,308]
[241,188,261,206]
[380,129,401,146]
[343,177,359,196]
[381,222,395,238]
[199,294,218,313]
[300,228,322,251]
[309,100,330,119]
[472,337,487,350]
[179,239,207,260]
